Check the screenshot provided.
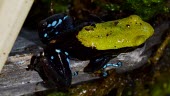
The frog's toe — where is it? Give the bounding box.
[72,71,79,76]
[103,61,122,69]
[102,71,108,77]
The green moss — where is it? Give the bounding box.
[104,0,169,20]
[105,3,120,11]
[47,92,69,96]
[41,0,69,13]
[151,74,170,96]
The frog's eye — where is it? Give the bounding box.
[38,20,48,29]
[42,22,47,27]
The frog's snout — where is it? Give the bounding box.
[134,35,147,46]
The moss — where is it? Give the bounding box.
[47,92,69,96]
[104,0,169,20]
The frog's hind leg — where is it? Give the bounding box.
[83,55,113,73]
[83,56,122,77]
[101,62,122,77]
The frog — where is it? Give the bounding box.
[27,13,154,88]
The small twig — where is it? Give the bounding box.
[150,30,170,64]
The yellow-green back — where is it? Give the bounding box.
[77,15,154,50]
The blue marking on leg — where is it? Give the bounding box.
[55,49,61,53]
[103,64,113,69]
[63,16,68,20]
[50,56,54,60]
[96,58,102,62]
[66,58,70,63]
[103,62,122,69]
[44,33,48,38]
[102,71,108,77]
[55,32,59,34]
[117,62,122,67]
[55,19,62,28]
[103,65,107,69]
[51,21,57,26]
[47,24,51,27]
[66,58,71,68]
[65,52,69,56]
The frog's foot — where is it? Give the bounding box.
[26,52,44,72]
[103,61,122,69]
[101,62,122,77]
[72,71,79,76]
[101,70,108,77]
[83,55,113,73]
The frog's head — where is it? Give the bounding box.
[38,14,74,44]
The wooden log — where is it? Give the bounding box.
[0,0,34,72]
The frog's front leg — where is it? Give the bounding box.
[27,52,49,82]
[84,55,122,77]
[44,47,72,87]
[27,46,72,88]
